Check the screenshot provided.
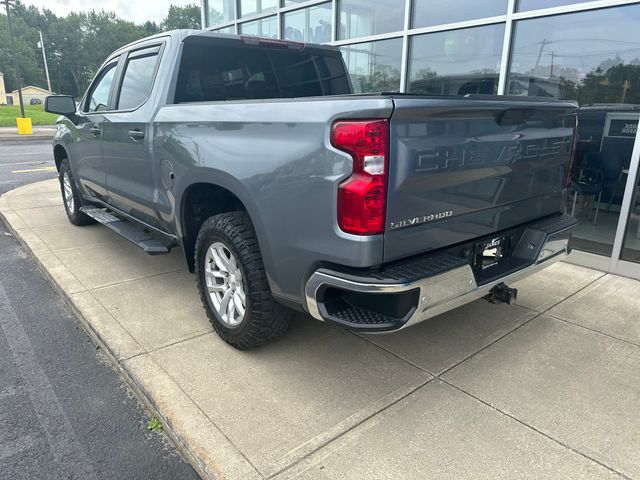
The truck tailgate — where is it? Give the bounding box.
[384,97,577,262]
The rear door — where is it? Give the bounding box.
[102,44,162,227]
[384,96,577,262]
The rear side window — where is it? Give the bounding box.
[117,47,160,110]
[174,41,351,103]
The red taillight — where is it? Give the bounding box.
[564,114,579,188]
[331,119,389,235]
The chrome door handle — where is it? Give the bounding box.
[128,130,145,141]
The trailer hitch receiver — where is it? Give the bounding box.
[484,282,518,305]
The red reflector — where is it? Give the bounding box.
[331,119,389,235]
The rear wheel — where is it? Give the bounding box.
[195,212,293,349]
[58,159,95,226]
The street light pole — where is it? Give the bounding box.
[2,0,25,118]
[38,30,52,93]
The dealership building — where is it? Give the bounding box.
[200,0,640,279]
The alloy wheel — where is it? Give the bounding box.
[204,241,246,327]
[62,171,75,214]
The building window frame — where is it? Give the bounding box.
[200,0,640,278]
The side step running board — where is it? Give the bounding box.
[80,206,175,255]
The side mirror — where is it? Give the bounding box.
[45,95,76,116]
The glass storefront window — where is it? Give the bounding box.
[508,5,640,258]
[208,0,235,24]
[408,23,505,96]
[621,162,640,263]
[412,0,508,28]
[340,38,402,93]
[212,25,235,34]
[517,0,580,11]
[284,3,332,43]
[338,0,404,40]
[240,0,277,18]
[239,16,278,37]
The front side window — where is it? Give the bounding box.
[85,62,117,113]
[117,49,160,110]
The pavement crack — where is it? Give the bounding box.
[439,377,631,480]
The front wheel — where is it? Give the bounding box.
[195,212,293,349]
[58,159,95,226]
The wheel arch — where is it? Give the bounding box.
[179,181,264,274]
[53,144,68,172]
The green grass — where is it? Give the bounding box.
[0,104,60,127]
[147,417,163,432]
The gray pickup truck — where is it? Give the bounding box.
[45,30,578,349]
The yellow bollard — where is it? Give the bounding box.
[16,117,33,135]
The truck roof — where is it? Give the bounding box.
[111,29,340,57]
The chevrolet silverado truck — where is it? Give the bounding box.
[45,30,578,349]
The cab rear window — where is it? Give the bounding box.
[173,39,351,103]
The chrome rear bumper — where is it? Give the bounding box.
[305,226,572,331]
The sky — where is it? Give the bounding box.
[22,0,199,25]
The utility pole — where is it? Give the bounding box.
[534,39,548,72]
[38,30,52,92]
[2,0,26,118]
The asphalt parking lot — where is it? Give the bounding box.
[0,141,198,480]
[2,171,639,479]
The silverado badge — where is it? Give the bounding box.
[389,210,453,230]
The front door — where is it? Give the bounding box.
[73,60,119,202]
[102,45,161,228]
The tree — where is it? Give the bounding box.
[576,61,640,106]
[159,4,201,31]
[0,2,201,97]
[0,7,44,92]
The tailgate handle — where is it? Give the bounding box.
[128,129,145,141]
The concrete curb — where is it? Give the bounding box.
[0,190,258,480]
[0,135,54,142]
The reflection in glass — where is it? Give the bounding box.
[508,5,640,258]
[338,0,404,40]
[284,3,332,44]
[517,0,580,11]
[208,0,235,25]
[240,0,277,18]
[412,0,507,28]
[239,16,278,38]
[408,24,505,96]
[621,144,640,264]
[212,25,235,34]
[340,38,402,93]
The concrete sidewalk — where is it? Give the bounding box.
[1,179,639,480]
[0,125,56,142]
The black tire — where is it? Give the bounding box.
[58,158,95,226]
[195,211,293,349]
